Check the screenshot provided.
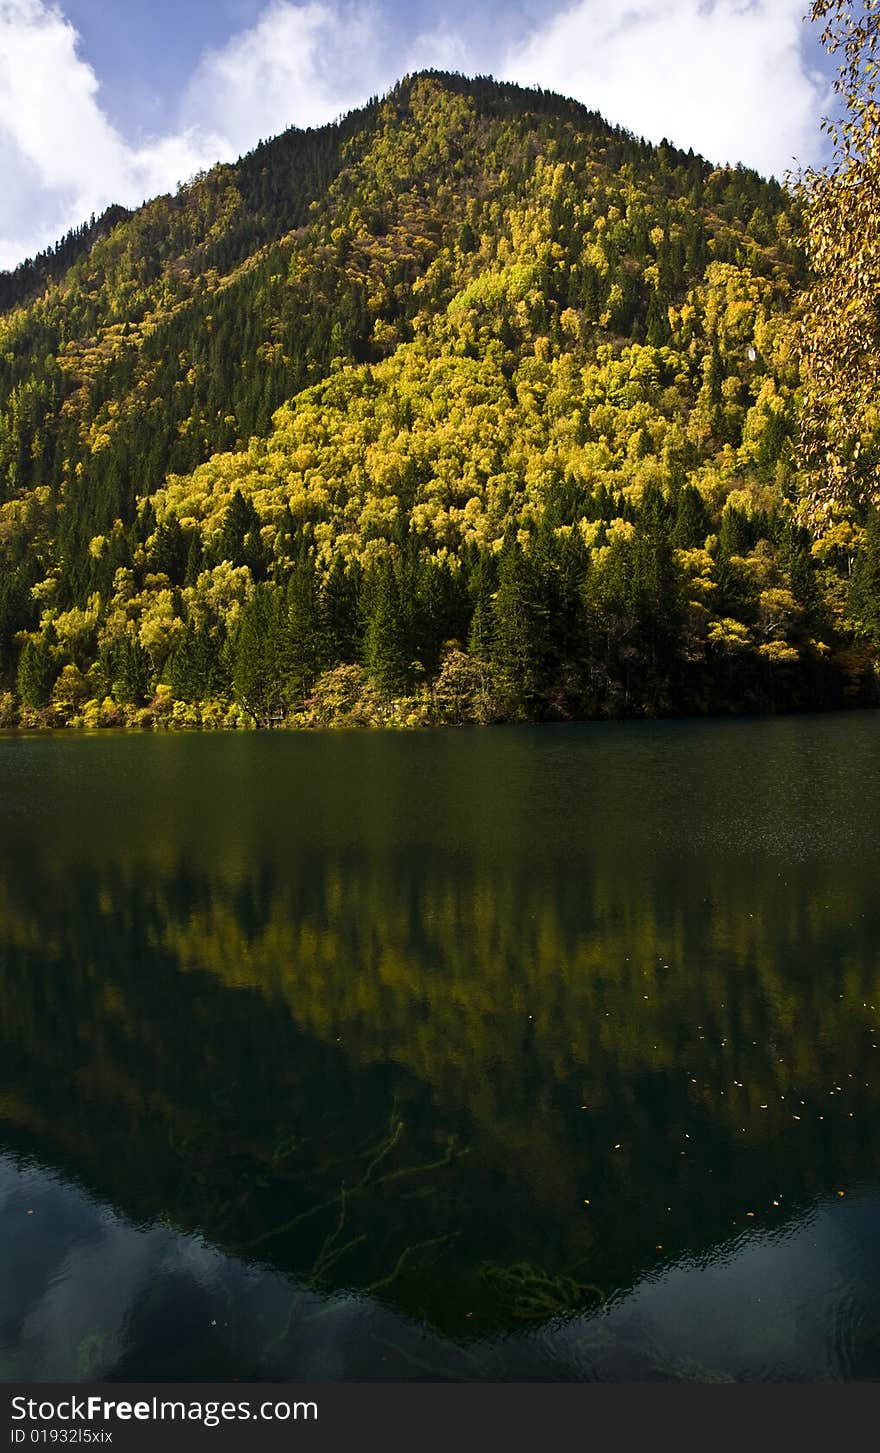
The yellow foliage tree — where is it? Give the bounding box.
[798,1,880,516]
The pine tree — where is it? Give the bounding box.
[168,619,225,702]
[217,490,260,568]
[718,505,753,559]
[365,560,410,697]
[183,531,204,586]
[490,536,550,711]
[112,635,152,706]
[466,550,496,662]
[286,552,324,704]
[672,484,710,548]
[17,632,56,708]
[149,518,188,582]
[232,585,288,723]
[322,556,362,665]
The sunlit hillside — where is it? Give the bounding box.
[1,73,878,728]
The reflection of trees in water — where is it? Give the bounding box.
[5,1143,781,1382]
[242,1106,464,1293]
[0,835,879,1338]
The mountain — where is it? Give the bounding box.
[1,71,878,728]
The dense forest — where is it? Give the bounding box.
[0,71,878,729]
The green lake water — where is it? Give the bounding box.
[1,714,879,1381]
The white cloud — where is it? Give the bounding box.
[0,0,829,273]
[402,22,475,77]
[0,0,448,269]
[180,1,478,153]
[0,0,221,268]
[501,0,830,178]
[181,1,384,149]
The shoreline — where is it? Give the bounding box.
[1,699,877,736]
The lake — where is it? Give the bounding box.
[1,714,879,1382]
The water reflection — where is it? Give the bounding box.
[1,716,879,1378]
[3,1153,879,1382]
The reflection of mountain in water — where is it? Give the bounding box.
[4,1153,879,1382]
[2,844,879,1339]
[1,719,879,1371]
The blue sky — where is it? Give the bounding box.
[0,1,836,271]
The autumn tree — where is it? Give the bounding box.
[798,0,880,516]
[1,70,877,723]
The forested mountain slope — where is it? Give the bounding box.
[1,72,878,727]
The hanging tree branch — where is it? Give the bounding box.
[797,1,880,520]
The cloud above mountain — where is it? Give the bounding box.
[502,0,829,177]
[0,0,222,267]
[0,0,830,271]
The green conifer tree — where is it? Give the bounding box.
[490,536,550,712]
[113,635,152,706]
[286,552,324,705]
[365,561,410,698]
[17,632,57,708]
[232,585,288,724]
